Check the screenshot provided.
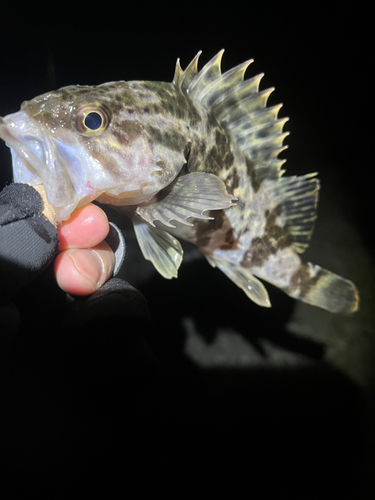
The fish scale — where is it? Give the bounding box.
[0,50,359,313]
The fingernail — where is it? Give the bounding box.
[69,249,104,287]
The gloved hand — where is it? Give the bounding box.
[0,183,147,336]
[0,182,130,297]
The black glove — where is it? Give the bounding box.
[0,183,59,299]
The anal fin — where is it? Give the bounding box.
[212,256,271,307]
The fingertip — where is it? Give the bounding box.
[58,203,110,251]
[54,243,115,296]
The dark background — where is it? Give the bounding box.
[0,3,374,498]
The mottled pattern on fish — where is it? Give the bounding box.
[0,50,359,313]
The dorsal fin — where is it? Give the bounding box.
[265,173,320,253]
[173,51,202,91]
[172,58,183,85]
[173,50,289,188]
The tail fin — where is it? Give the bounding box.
[284,262,359,313]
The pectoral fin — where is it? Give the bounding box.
[136,172,235,228]
[133,217,183,279]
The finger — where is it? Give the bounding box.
[57,203,110,251]
[54,241,115,296]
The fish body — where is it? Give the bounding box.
[0,51,359,312]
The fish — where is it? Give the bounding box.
[0,50,359,313]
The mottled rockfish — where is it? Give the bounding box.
[0,50,359,313]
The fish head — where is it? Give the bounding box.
[0,82,188,222]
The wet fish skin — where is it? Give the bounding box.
[0,51,359,312]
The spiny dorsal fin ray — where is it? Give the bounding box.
[265,173,320,253]
[188,50,224,97]
[172,58,183,85]
[194,59,253,109]
[235,119,289,148]
[212,75,267,120]
[179,51,202,92]
[243,139,289,167]
[174,50,289,187]
[255,158,287,183]
[229,104,284,136]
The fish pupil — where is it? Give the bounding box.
[85,112,102,130]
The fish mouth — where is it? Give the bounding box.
[0,113,79,220]
[0,112,165,222]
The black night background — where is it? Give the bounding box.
[0,3,374,498]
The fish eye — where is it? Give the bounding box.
[84,112,103,130]
[73,104,111,136]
